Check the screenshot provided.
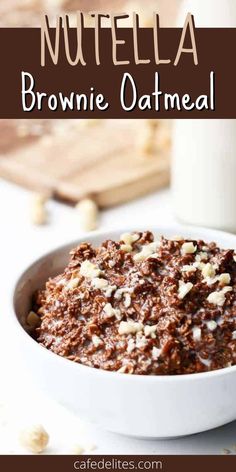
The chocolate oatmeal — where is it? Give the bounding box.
[32,231,236,375]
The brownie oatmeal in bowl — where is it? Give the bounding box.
[31,231,236,376]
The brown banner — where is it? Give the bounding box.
[0,27,235,118]
[0,455,236,471]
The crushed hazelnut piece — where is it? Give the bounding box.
[207,291,225,307]
[152,346,161,360]
[127,338,136,353]
[76,198,98,232]
[218,273,231,286]
[92,335,103,347]
[114,287,133,300]
[136,333,148,349]
[192,326,201,342]
[120,232,139,246]
[144,325,157,338]
[182,265,196,273]
[178,281,193,300]
[206,320,217,331]
[207,287,232,307]
[105,285,117,297]
[181,242,196,255]
[202,263,215,279]
[123,293,131,308]
[222,286,233,293]
[133,241,159,262]
[19,425,49,454]
[232,331,236,340]
[118,321,143,335]
[193,261,205,270]
[120,244,132,253]
[195,252,208,262]
[92,278,108,289]
[103,303,121,320]
[80,260,101,278]
[66,278,80,290]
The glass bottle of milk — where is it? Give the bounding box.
[172,0,236,232]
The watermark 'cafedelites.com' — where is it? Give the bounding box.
[73,457,163,470]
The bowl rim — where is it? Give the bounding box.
[11,223,236,383]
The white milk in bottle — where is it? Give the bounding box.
[172,0,236,232]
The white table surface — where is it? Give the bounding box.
[1,178,236,456]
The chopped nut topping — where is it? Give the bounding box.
[114,287,133,300]
[92,335,103,347]
[152,346,161,360]
[91,278,108,289]
[120,244,132,253]
[195,252,208,262]
[181,242,196,255]
[144,325,157,338]
[19,425,49,454]
[123,293,131,308]
[193,261,205,270]
[120,232,139,246]
[207,287,232,307]
[192,326,201,342]
[202,263,215,279]
[118,321,143,335]
[103,303,121,320]
[136,333,148,349]
[35,231,236,375]
[207,291,225,307]
[105,285,117,297]
[206,320,217,331]
[66,278,80,290]
[178,281,193,300]
[218,273,231,286]
[80,260,101,278]
[222,286,233,294]
[182,265,197,273]
[133,241,159,262]
[204,272,231,287]
[127,338,136,353]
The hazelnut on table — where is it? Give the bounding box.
[19,424,49,454]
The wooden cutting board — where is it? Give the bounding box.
[0,119,170,208]
[0,0,177,208]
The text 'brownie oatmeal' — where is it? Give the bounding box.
[32,231,236,375]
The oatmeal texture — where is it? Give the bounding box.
[34,231,236,375]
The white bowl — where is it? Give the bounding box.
[11,225,236,438]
